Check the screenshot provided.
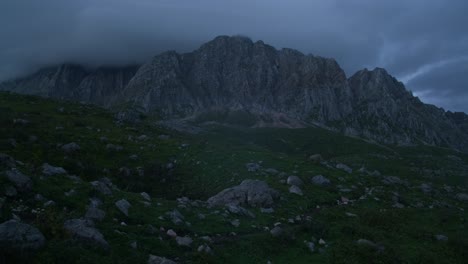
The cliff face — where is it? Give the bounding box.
[0,64,138,106]
[1,35,467,151]
[122,36,352,125]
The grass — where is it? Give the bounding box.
[0,91,467,263]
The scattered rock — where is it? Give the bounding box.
[166,229,177,238]
[264,168,279,175]
[90,181,113,196]
[158,135,170,140]
[115,199,132,216]
[306,241,315,252]
[289,185,303,196]
[197,244,213,254]
[64,218,109,249]
[0,219,45,252]
[356,239,384,252]
[166,209,184,225]
[246,162,261,172]
[270,226,283,237]
[42,163,67,176]
[420,183,432,194]
[4,169,32,192]
[260,208,275,214]
[148,254,177,264]
[85,207,106,221]
[141,192,152,201]
[382,176,406,186]
[61,142,81,154]
[176,236,193,247]
[455,193,468,202]
[336,163,352,174]
[207,179,279,208]
[435,234,448,241]
[106,144,123,152]
[0,153,16,168]
[311,175,331,186]
[226,204,255,218]
[231,219,240,227]
[4,186,17,197]
[308,154,323,163]
[287,176,303,186]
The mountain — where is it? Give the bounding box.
[1,35,467,151]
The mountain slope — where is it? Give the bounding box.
[1,35,467,151]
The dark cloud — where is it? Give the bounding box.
[1,0,467,112]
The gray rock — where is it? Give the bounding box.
[85,207,106,221]
[270,226,283,237]
[260,208,275,214]
[0,153,16,168]
[61,142,81,153]
[306,241,315,252]
[382,176,406,186]
[420,183,432,194]
[336,163,352,174]
[166,209,184,225]
[287,176,303,186]
[5,169,32,192]
[246,162,261,172]
[289,185,303,196]
[356,239,384,252]
[106,144,123,152]
[455,193,468,202]
[311,175,331,186]
[141,192,151,201]
[4,185,17,197]
[42,163,67,176]
[115,199,132,216]
[264,168,279,175]
[148,254,177,264]
[308,154,323,163]
[226,204,256,218]
[90,181,113,196]
[435,234,448,241]
[230,219,240,227]
[207,179,279,208]
[0,220,46,252]
[176,236,193,247]
[64,218,109,249]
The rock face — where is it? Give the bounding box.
[0,220,46,252]
[207,179,279,208]
[2,35,468,151]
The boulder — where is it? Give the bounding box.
[64,218,109,249]
[176,236,193,247]
[311,175,331,186]
[455,193,468,202]
[245,163,261,172]
[336,163,352,174]
[270,226,283,237]
[287,176,303,186]
[85,207,106,221]
[419,183,432,194]
[148,254,177,264]
[166,209,184,225]
[61,142,81,153]
[4,169,32,192]
[42,163,67,176]
[0,153,16,168]
[0,220,46,252]
[141,192,151,201]
[207,180,279,208]
[289,185,303,196]
[226,204,255,218]
[308,154,323,163]
[115,199,132,216]
[90,181,113,196]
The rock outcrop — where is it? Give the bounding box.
[2,35,468,151]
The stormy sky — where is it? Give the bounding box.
[1,0,467,112]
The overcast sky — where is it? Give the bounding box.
[1,0,467,112]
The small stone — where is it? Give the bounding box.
[287,176,304,186]
[260,208,275,214]
[311,175,331,186]
[435,234,448,241]
[141,192,151,201]
[42,163,67,176]
[166,229,177,238]
[231,219,240,227]
[289,185,303,196]
[336,163,352,174]
[147,254,177,264]
[270,226,283,237]
[63,218,109,249]
[115,199,132,216]
[61,142,81,154]
[85,207,106,221]
[319,238,326,245]
[176,236,193,247]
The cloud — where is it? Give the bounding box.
[0,0,467,112]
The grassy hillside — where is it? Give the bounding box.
[1,91,467,263]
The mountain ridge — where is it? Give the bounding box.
[1,35,467,151]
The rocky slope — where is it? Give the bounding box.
[1,35,467,151]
